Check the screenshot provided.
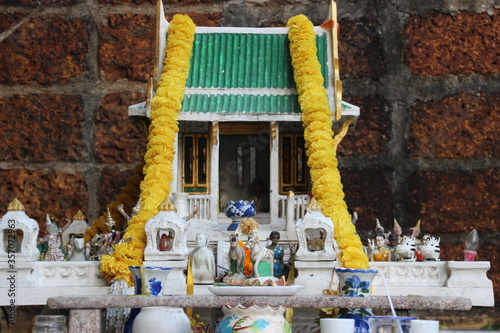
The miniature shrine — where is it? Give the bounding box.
[0,1,495,332]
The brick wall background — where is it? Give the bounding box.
[0,0,499,329]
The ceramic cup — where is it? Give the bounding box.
[409,319,439,333]
[320,318,355,333]
[367,316,414,333]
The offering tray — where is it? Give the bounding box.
[208,284,303,296]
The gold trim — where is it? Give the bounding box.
[158,197,176,211]
[153,0,162,80]
[271,122,278,142]
[218,122,269,135]
[212,122,218,146]
[306,197,321,211]
[7,198,25,211]
[181,133,211,194]
[73,210,86,220]
[331,1,342,121]
[279,133,308,195]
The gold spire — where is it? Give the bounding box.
[104,208,116,230]
[7,198,25,211]
[306,197,321,211]
[158,197,176,211]
[287,190,295,197]
[73,210,86,220]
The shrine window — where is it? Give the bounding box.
[182,134,210,194]
[279,134,308,194]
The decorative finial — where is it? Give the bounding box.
[375,218,384,233]
[158,197,176,211]
[73,210,86,220]
[105,208,116,230]
[306,197,321,211]
[288,190,295,197]
[8,198,25,211]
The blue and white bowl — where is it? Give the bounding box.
[224,200,256,219]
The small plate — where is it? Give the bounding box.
[207,285,303,296]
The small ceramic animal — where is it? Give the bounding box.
[395,236,416,262]
[420,235,440,261]
[245,236,274,278]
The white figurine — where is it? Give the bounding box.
[66,234,87,261]
[190,233,216,284]
[395,236,417,262]
[420,235,440,261]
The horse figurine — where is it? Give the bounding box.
[420,235,440,261]
[395,236,417,262]
[245,236,274,278]
[227,233,245,277]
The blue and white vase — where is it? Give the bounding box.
[130,266,191,333]
[123,266,142,333]
[335,268,378,333]
[224,200,256,231]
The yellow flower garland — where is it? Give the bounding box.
[100,15,196,284]
[287,15,368,269]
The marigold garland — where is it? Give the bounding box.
[100,15,196,284]
[287,15,368,270]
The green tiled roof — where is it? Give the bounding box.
[186,33,328,89]
[182,93,301,114]
[180,31,330,115]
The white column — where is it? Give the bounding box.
[269,122,280,226]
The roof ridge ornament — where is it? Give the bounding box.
[8,198,25,211]
[73,210,86,220]
[158,197,176,212]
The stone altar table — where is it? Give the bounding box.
[47,294,472,333]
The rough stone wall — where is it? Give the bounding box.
[0,0,499,328]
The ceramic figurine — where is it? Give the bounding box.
[245,236,274,278]
[420,235,440,261]
[305,228,325,251]
[190,233,216,284]
[158,231,174,251]
[223,233,245,282]
[267,231,285,278]
[393,218,403,243]
[37,214,70,261]
[367,233,390,261]
[394,236,417,262]
[66,234,87,261]
[102,209,122,255]
[386,232,400,261]
[87,209,123,261]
